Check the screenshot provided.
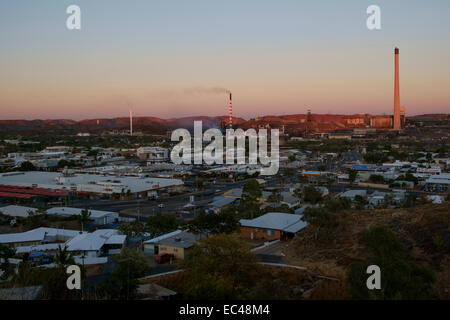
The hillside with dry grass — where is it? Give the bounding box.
[283,202,450,299]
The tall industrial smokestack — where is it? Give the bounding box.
[228,92,232,128]
[393,47,401,130]
[129,109,133,136]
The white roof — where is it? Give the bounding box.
[425,174,450,184]
[65,229,121,252]
[338,190,367,198]
[104,234,127,245]
[143,229,183,244]
[0,205,38,218]
[15,243,61,254]
[0,227,82,244]
[283,220,309,233]
[46,207,118,219]
[240,212,307,233]
[0,171,183,194]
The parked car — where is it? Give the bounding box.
[154,253,174,264]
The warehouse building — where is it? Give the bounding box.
[0,171,183,198]
[46,207,120,226]
[0,205,39,218]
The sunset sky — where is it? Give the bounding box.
[1,0,449,120]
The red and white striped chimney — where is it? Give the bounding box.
[228,92,232,128]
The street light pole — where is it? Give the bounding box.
[138,198,141,222]
[81,253,85,300]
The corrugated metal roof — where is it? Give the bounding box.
[0,227,83,244]
[210,197,236,208]
[240,212,307,233]
[65,229,119,251]
[0,205,38,217]
[158,231,204,249]
[143,229,183,244]
[46,207,118,219]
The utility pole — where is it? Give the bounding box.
[81,253,85,300]
[137,198,141,222]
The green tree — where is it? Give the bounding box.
[368,174,385,184]
[354,195,367,209]
[303,186,322,204]
[267,191,282,203]
[238,179,262,219]
[181,234,261,299]
[262,203,293,214]
[96,248,152,300]
[54,245,75,269]
[57,159,77,169]
[347,226,436,300]
[301,207,335,232]
[87,149,99,158]
[186,208,239,235]
[0,244,15,280]
[396,173,419,185]
[324,198,351,212]
[118,220,145,237]
[12,260,35,286]
[77,209,91,231]
[20,246,80,299]
[347,169,358,184]
[17,161,36,171]
[146,213,178,237]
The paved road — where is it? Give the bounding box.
[66,176,282,221]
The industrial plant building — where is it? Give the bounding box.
[0,171,183,198]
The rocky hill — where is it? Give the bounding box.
[283,201,450,299]
[0,113,447,135]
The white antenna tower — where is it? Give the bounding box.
[129,109,133,136]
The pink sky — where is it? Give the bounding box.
[1,2,449,120]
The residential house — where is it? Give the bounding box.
[0,227,82,248]
[239,212,307,241]
[144,230,203,260]
[337,190,367,201]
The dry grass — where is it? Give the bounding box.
[283,202,450,299]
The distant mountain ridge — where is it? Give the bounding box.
[0,113,447,135]
[0,116,247,135]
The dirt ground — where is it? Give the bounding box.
[283,202,450,299]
